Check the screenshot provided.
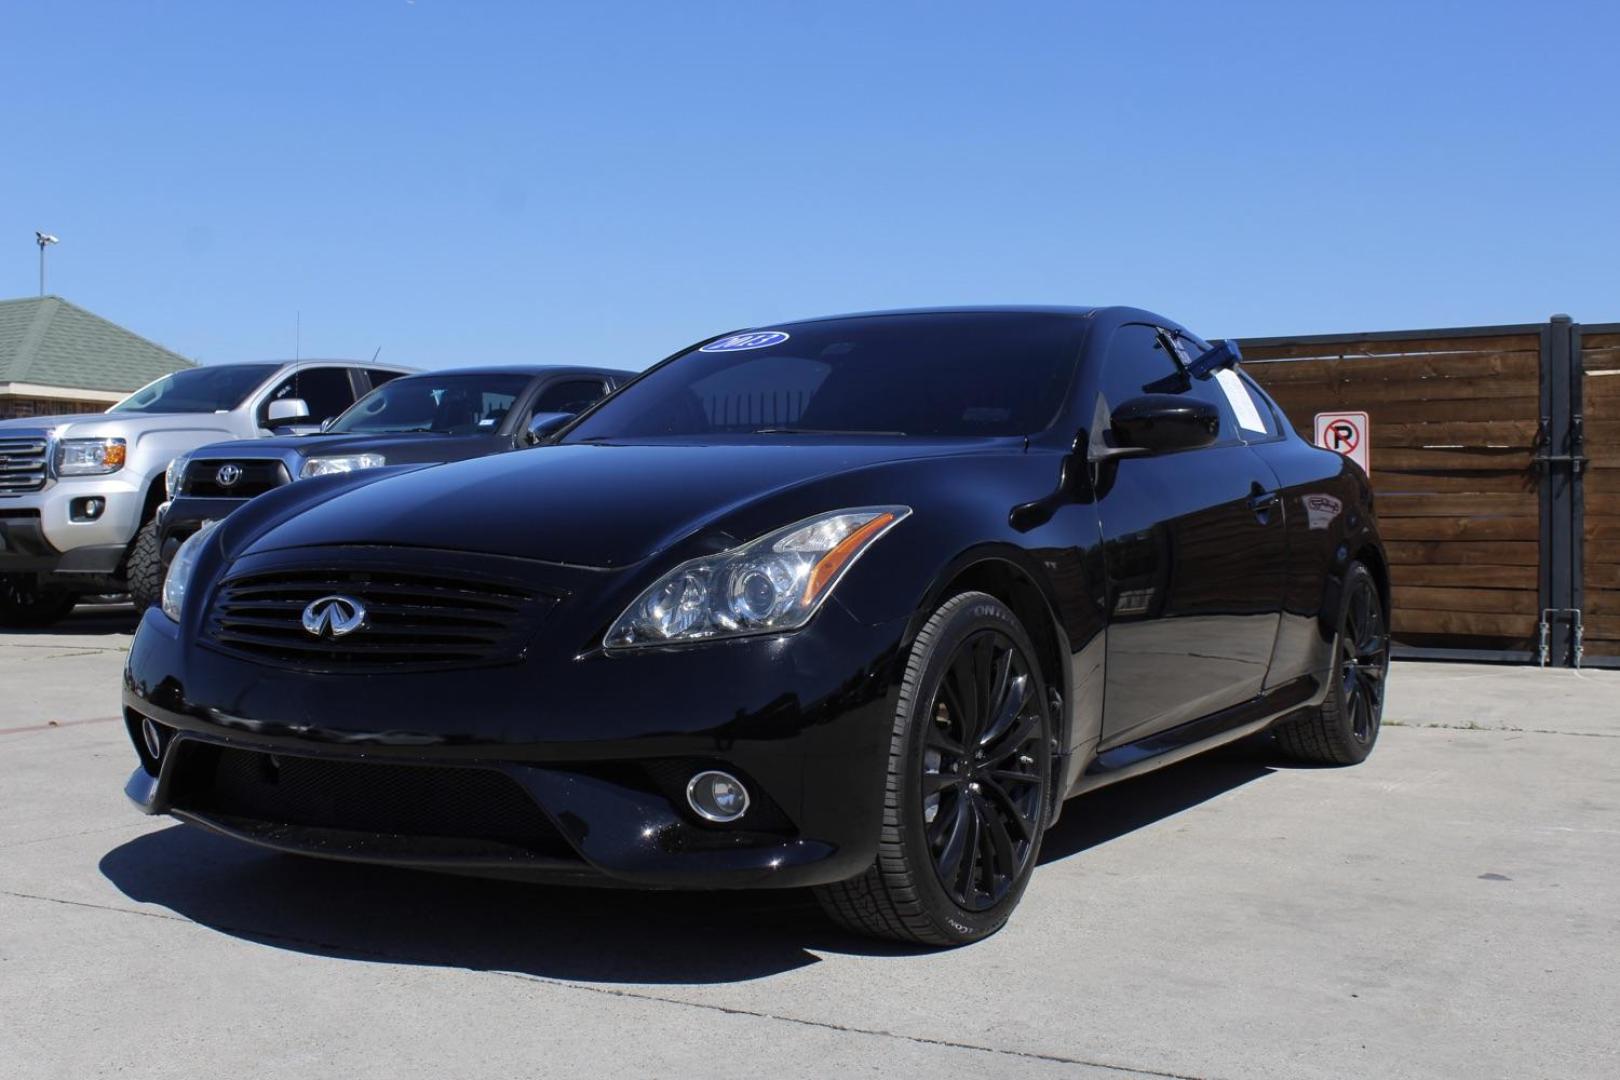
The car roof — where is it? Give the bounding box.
[768,305,1103,327]
[391,364,635,379]
[752,305,1194,340]
[205,358,411,368]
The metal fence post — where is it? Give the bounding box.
[1539,314,1578,666]
[1569,320,1587,667]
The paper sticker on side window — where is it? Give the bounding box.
[1214,368,1267,432]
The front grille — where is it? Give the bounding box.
[184,458,290,498]
[0,436,49,493]
[171,743,577,860]
[203,560,555,672]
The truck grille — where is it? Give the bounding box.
[184,458,291,498]
[202,560,555,672]
[0,436,49,493]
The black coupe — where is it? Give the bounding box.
[123,307,1389,945]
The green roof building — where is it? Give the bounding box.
[0,296,194,419]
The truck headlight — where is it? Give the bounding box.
[161,519,220,622]
[300,453,386,479]
[56,438,127,476]
[165,453,191,498]
[604,506,910,650]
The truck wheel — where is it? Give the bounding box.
[0,575,78,629]
[126,520,165,612]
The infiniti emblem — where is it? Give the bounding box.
[301,595,367,638]
[215,463,244,488]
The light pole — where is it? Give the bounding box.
[35,232,58,296]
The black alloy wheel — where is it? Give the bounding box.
[1338,571,1389,747]
[1274,562,1389,765]
[816,591,1052,946]
[921,628,1047,911]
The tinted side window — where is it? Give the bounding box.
[533,379,610,415]
[1163,333,1239,439]
[367,369,406,391]
[1169,334,1282,441]
[1101,325,1238,442]
[1100,324,1184,406]
[261,367,358,425]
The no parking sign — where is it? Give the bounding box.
[1315,411,1369,473]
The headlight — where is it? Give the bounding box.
[161,519,220,622]
[604,506,910,650]
[164,453,191,498]
[300,453,386,479]
[56,438,127,476]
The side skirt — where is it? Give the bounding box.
[1065,671,1327,798]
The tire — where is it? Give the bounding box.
[0,575,79,629]
[816,591,1053,946]
[126,520,165,612]
[1273,562,1389,766]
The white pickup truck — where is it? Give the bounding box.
[0,358,412,627]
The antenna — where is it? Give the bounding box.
[295,311,301,360]
[370,345,382,363]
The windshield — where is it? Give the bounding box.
[110,364,280,414]
[326,373,532,435]
[564,312,1086,441]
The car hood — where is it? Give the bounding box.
[0,411,233,439]
[244,438,1013,568]
[0,411,112,432]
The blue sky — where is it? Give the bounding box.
[3,1,1616,369]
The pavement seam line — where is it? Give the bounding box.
[0,716,123,736]
[0,887,1220,1080]
[1384,721,1620,739]
[0,821,157,851]
[495,971,1223,1080]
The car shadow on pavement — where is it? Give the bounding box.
[98,743,1276,984]
[0,603,140,636]
[1038,739,1276,865]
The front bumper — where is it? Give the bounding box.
[159,495,252,565]
[122,595,907,889]
[1,477,144,575]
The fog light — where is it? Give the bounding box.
[70,497,106,522]
[140,716,166,762]
[686,770,750,823]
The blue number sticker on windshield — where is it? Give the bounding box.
[700,331,790,353]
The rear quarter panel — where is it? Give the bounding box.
[1252,433,1383,688]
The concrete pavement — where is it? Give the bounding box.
[2,605,1617,1079]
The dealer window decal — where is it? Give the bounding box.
[700,331,790,353]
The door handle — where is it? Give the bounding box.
[1248,484,1280,520]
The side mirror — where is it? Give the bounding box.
[525,411,576,445]
[266,398,311,429]
[1109,394,1220,455]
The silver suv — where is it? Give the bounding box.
[0,359,413,627]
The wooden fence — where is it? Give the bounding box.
[1240,328,1545,659]
[1578,327,1620,661]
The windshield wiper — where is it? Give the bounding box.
[753,427,907,436]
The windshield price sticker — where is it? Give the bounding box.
[700,331,791,353]
[1214,368,1267,432]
